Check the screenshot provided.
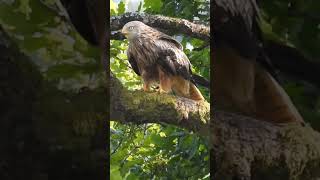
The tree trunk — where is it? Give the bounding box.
[213,111,320,180]
[0,27,106,180]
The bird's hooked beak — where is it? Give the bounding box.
[121,28,129,38]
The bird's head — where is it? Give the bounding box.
[121,21,146,40]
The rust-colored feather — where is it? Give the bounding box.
[214,46,304,123]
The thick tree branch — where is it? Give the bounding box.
[110,73,210,136]
[110,12,210,41]
[213,111,320,180]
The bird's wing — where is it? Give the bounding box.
[158,34,183,50]
[214,0,278,77]
[152,32,209,86]
[127,46,141,76]
[213,0,261,59]
[153,38,192,81]
[148,28,184,50]
[213,0,304,123]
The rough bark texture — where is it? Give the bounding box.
[213,111,320,180]
[110,12,210,41]
[110,73,210,136]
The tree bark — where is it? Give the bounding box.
[213,111,320,180]
[0,27,106,180]
[110,73,210,135]
[110,12,210,41]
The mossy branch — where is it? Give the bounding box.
[213,110,320,180]
[110,73,210,136]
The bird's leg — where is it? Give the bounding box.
[141,72,152,92]
[142,82,151,92]
[172,76,189,96]
[160,81,172,93]
[158,67,172,94]
[158,86,166,94]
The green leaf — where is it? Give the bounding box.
[144,0,163,13]
[137,1,142,12]
[110,0,118,13]
[110,165,123,180]
[118,1,125,15]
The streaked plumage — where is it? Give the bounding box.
[122,21,204,101]
[213,0,260,58]
[213,0,276,75]
[213,0,304,123]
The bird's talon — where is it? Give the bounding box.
[158,88,166,94]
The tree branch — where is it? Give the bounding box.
[110,12,210,41]
[213,110,320,180]
[110,73,210,136]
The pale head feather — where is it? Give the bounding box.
[121,21,152,40]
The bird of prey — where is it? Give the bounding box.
[213,0,304,123]
[121,21,205,101]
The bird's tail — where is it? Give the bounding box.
[191,74,210,89]
[265,41,320,87]
[189,83,205,101]
[172,76,205,101]
[254,66,305,124]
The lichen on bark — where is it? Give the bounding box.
[110,74,210,136]
[213,110,320,180]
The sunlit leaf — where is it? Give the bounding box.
[118,1,126,14]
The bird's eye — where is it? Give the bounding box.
[129,26,134,30]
